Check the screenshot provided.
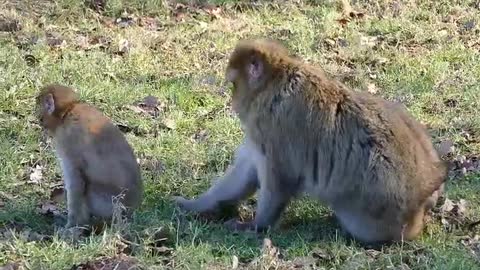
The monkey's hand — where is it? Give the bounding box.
[173,196,218,213]
[173,196,199,212]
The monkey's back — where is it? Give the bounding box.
[250,68,445,225]
[55,103,142,208]
[306,87,446,221]
[368,97,446,207]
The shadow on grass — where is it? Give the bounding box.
[0,198,59,236]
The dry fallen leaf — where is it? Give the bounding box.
[440,198,467,214]
[341,0,365,18]
[50,185,65,203]
[172,3,188,23]
[203,4,223,19]
[116,12,136,28]
[74,35,90,50]
[337,0,366,26]
[125,105,144,115]
[393,263,412,270]
[0,17,21,32]
[89,35,111,50]
[141,227,174,256]
[324,38,336,47]
[138,17,160,31]
[367,83,378,94]
[139,158,164,175]
[37,201,62,216]
[117,39,130,55]
[161,118,176,130]
[191,129,209,143]
[140,95,158,108]
[436,139,455,157]
[126,95,166,118]
[437,198,469,229]
[443,98,458,108]
[232,255,239,269]
[46,32,66,48]
[451,155,480,177]
[360,36,378,47]
[0,262,20,270]
[390,0,402,17]
[85,0,106,12]
[28,165,43,184]
[15,33,39,50]
[460,235,480,262]
[73,254,140,270]
[311,248,333,261]
[336,18,351,26]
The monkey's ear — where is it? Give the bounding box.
[248,55,263,81]
[44,93,55,115]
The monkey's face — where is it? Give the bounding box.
[226,53,266,116]
[35,92,60,133]
[35,96,48,127]
[226,66,251,115]
[35,104,51,131]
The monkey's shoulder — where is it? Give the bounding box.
[57,103,125,146]
[65,103,115,132]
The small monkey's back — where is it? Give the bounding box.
[65,103,142,208]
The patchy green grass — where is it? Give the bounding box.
[0,0,479,269]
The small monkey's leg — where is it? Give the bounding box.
[174,144,259,213]
[87,190,114,219]
[64,168,90,228]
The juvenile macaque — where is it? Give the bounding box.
[174,39,447,245]
[36,84,143,230]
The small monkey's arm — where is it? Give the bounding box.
[63,166,90,228]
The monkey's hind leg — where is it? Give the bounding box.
[225,168,297,233]
[87,190,114,217]
[87,189,132,233]
[334,207,403,245]
[424,183,445,211]
[402,185,445,241]
[174,144,259,214]
[402,211,425,241]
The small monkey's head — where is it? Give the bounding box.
[226,39,289,113]
[35,84,79,132]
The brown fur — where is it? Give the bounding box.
[36,84,143,229]
[175,39,447,244]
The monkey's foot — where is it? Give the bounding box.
[224,219,266,233]
[58,226,89,242]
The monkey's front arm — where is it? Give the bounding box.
[174,142,258,214]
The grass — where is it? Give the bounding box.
[0,0,479,269]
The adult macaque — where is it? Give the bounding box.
[36,84,143,230]
[174,39,447,245]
